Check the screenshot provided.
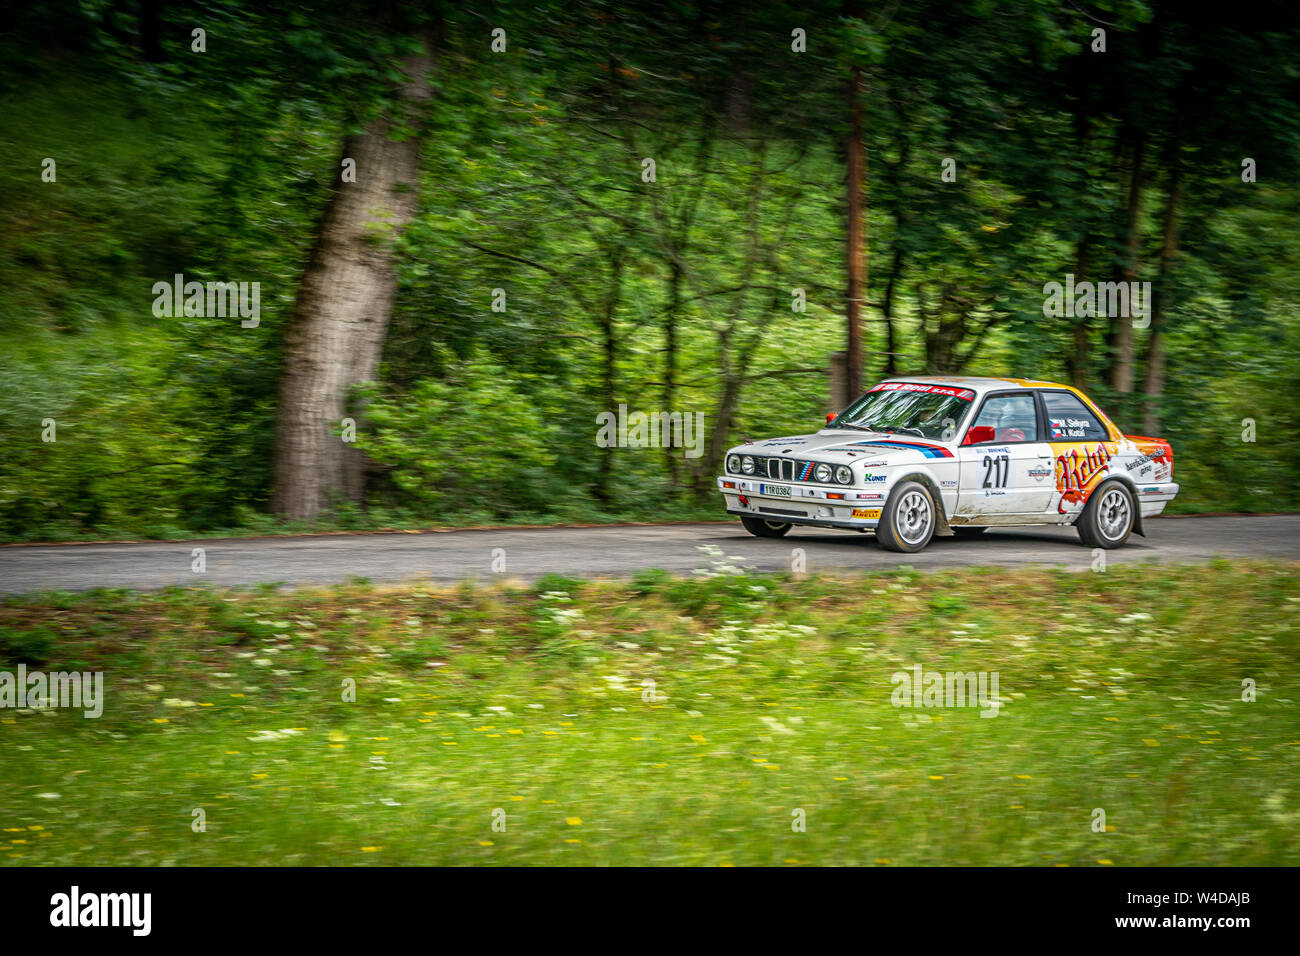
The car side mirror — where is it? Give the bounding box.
[826,412,837,425]
[963,425,995,445]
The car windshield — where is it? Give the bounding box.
[829,382,975,441]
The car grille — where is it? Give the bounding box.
[751,456,807,482]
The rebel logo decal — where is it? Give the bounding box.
[1054,442,1113,513]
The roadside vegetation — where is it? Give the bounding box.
[3,560,1296,866]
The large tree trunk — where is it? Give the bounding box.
[843,65,868,404]
[1109,130,1146,403]
[1141,141,1184,434]
[272,46,434,520]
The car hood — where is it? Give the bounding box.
[737,430,955,465]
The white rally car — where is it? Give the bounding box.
[717,376,1179,552]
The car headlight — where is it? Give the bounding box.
[814,463,832,483]
[727,454,741,474]
[835,465,852,484]
[741,456,754,474]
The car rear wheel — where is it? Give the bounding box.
[740,515,792,538]
[1076,480,1135,549]
[877,480,936,553]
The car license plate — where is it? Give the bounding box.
[760,484,791,498]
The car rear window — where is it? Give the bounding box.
[1041,391,1107,441]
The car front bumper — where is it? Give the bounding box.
[716,475,884,529]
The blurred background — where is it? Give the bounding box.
[2,0,1298,541]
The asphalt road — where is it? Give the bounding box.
[1,515,1297,595]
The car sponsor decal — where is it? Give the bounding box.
[847,440,954,459]
[851,508,882,519]
[869,382,976,400]
[1125,445,1171,473]
[1052,441,1114,513]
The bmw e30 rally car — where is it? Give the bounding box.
[716,376,1178,553]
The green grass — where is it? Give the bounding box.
[2,561,1298,866]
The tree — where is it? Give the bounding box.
[273,40,435,520]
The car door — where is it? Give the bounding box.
[1038,388,1118,517]
[955,391,1055,516]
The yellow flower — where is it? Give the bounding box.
[360,846,382,853]
[1097,859,1114,866]
[566,817,582,826]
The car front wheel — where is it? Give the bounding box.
[1076,480,1135,549]
[877,480,936,553]
[740,515,792,538]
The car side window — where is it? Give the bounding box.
[1041,391,1107,441]
[970,393,1038,443]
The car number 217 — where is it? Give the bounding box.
[982,454,1010,489]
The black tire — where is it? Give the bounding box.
[951,526,988,538]
[1075,479,1135,549]
[740,515,792,538]
[876,480,937,553]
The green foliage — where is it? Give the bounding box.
[363,352,564,519]
[0,624,56,666]
[0,0,1298,542]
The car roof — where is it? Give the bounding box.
[882,375,1072,392]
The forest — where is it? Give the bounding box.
[2,0,1298,541]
